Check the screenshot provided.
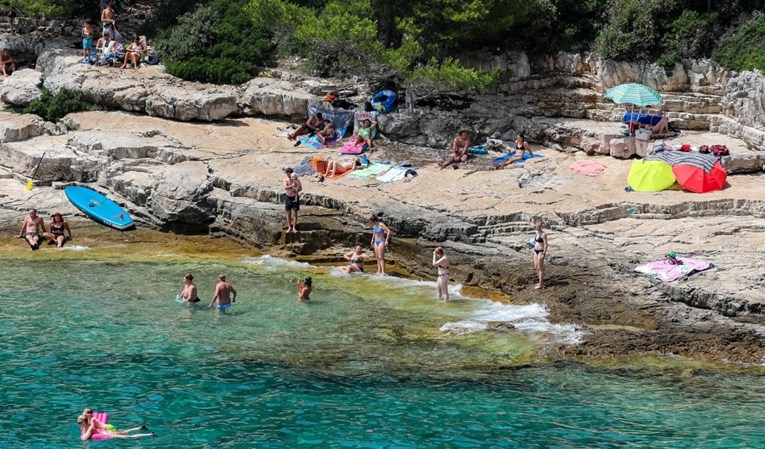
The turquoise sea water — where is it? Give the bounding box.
[1,254,764,448]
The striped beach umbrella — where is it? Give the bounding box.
[604,83,663,107]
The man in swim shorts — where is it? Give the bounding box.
[284,168,301,233]
[17,208,46,250]
[210,274,236,311]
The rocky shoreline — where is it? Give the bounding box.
[1,107,764,365]
[1,34,764,366]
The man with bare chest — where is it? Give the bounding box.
[17,209,46,250]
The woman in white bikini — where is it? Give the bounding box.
[432,247,450,301]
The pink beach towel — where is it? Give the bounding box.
[340,140,367,154]
[569,160,608,176]
[634,257,711,282]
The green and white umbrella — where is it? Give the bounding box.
[604,83,663,107]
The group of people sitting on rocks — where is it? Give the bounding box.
[287,112,377,150]
[16,209,74,250]
[81,2,151,68]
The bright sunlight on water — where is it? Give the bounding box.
[0,251,763,448]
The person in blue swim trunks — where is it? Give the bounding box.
[494,134,533,169]
[209,274,236,311]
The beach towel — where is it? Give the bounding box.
[340,140,367,154]
[468,144,489,155]
[347,163,394,180]
[293,157,316,177]
[310,157,328,175]
[376,166,408,183]
[645,151,716,173]
[634,257,712,283]
[569,160,608,176]
[299,129,343,149]
[623,113,664,126]
[493,152,543,166]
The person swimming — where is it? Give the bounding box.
[179,273,200,303]
[297,277,312,303]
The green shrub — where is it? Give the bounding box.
[713,14,765,72]
[22,89,100,123]
[157,0,271,84]
[406,57,500,97]
[657,10,718,69]
[596,0,678,61]
[291,0,389,77]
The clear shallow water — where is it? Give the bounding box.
[1,255,764,448]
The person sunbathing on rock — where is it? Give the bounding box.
[316,120,336,144]
[288,113,326,140]
[319,157,360,179]
[494,134,533,169]
[1,48,16,77]
[352,119,377,149]
[120,36,143,69]
[438,131,470,169]
[642,116,671,137]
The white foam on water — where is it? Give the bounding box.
[59,245,90,251]
[365,274,465,296]
[243,255,310,269]
[440,300,583,344]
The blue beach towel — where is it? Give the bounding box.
[468,144,488,155]
[299,128,345,149]
[493,152,543,165]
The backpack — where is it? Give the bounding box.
[147,52,161,65]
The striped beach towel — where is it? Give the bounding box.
[645,151,716,173]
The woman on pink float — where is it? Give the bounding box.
[78,408,155,440]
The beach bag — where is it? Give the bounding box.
[147,51,161,65]
[635,128,652,141]
[710,145,729,157]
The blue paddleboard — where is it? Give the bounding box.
[64,185,134,230]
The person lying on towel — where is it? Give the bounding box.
[317,120,335,144]
[494,134,532,169]
[438,130,471,169]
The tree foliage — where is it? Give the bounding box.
[713,14,765,72]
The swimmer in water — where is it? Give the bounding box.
[179,273,200,303]
[78,408,155,440]
[297,277,312,303]
[209,274,236,311]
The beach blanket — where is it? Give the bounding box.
[299,129,343,149]
[645,151,716,173]
[293,157,316,177]
[569,160,608,176]
[468,144,489,155]
[347,163,393,180]
[634,257,712,283]
[340,140,367,154]
[493,152,543,166]
[376,166,408,183]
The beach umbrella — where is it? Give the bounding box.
[627,160,676,192]
[672,162,727,193]
[604,83,663,107]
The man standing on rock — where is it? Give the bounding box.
[284,168,301,233]
[16,208,46,250]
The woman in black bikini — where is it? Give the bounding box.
[339,245,368,274]
[495,134,532,169]
[43,212,73,248]
[532,218,548,289]
[179,273,200,303]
